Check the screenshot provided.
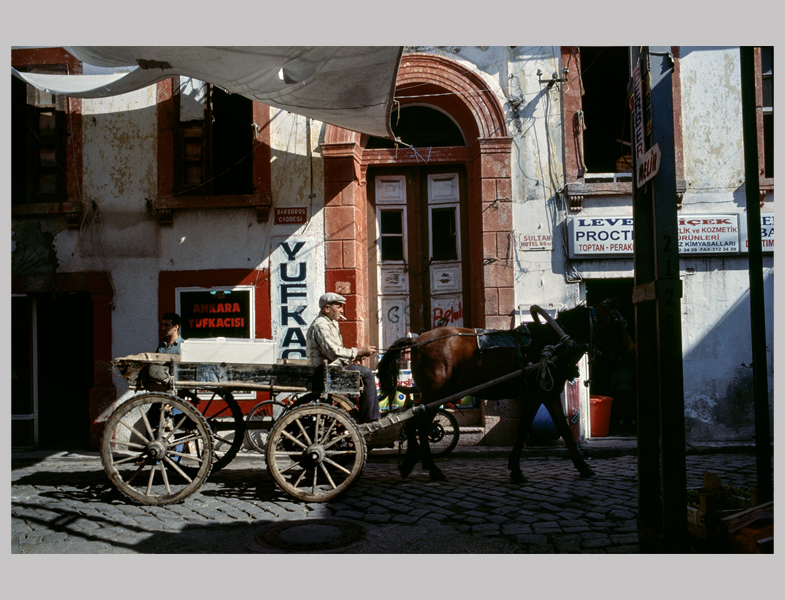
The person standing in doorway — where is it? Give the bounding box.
[306,293,380,423]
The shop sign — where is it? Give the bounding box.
[270,235,320,360]
[637,143,661,188]
[178,288,252,339]
[677,215,739,253]
[739,213,774,253]
[518,232,553,251]
[632,60,645,162]
[568,215,744,257]
[568,217,635,257]
[274,207,308,225]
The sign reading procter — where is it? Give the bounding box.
[569,217,635,256]
[568,215,751,257]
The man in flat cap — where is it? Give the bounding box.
[306,292,380,422]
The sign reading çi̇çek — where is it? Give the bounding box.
[566,214,769,257]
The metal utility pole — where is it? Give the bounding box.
[631,47,689,553]
[739,47,773,504]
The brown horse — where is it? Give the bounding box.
[377,300,635,483]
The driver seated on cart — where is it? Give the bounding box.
[306,293,381,423]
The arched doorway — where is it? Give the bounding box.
[322,52,513,352]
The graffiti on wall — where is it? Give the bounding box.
[432,299,463,328]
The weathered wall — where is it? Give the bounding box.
[20,47,771,443]
[497,45,771,442]
[46,88,325,402]
[677,46,774,440]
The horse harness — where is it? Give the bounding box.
[389,305,586,393]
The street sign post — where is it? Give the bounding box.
[637,143,661,187]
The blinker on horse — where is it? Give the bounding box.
[377,300,635,484]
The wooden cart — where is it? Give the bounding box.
[105,352,525,504]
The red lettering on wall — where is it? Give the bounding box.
[189,302,243,315]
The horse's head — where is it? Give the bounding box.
[590,297,636,365]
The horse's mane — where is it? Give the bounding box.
[555,304,590,339]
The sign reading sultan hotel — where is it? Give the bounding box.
[567,215,757,257]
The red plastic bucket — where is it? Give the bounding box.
[590,395,614,437]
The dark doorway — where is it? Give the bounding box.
[36,292,94,449]
[12,296,35,447]
[585,278,636,436]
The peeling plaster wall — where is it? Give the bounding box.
[47,90,322,396]
[491,45,771,442]
[676,47,774,440]
[501,47,584,312]
[26,47,770,442]
[435,46,582,312]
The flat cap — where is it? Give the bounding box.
[319,292,347,308]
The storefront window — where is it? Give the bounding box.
[176,287,254,340]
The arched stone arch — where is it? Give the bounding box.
[322,52,513,346]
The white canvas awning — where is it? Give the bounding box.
[12,46,403,139]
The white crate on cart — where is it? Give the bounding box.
[180,337,276,364]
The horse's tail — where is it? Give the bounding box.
[377,337,414,405]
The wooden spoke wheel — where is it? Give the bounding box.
[396,407,460,457]
[244,399,289,454]
[101,393,213,505]
[265,404,366,502]
[179,390,244,472]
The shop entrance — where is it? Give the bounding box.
[36,292,94,449]
[369,166,469,350]
[585,278,636,436]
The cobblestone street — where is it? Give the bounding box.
[11,446,763,554]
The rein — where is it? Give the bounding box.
[379,331,483,355]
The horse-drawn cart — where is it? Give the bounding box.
[104,305,602,505]
[106,354,392,504]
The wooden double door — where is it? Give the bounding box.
[369,166,470,350]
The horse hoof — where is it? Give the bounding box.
[579,467,596,478]
[429,469,447,482]
[510,472,527,484]
[398,462,415,479]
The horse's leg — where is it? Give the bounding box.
[418,406,447,481]
[508,395,542,483]
[398,420,420,479]
[543,393,595,478]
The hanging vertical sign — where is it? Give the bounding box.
[632,58,661,187]
[632,59,646,163]
[270,235,321,360]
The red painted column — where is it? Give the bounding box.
[322,141,369,350]
[473,137,514,330]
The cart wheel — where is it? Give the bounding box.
[179,390,244,472]
[101,393,213,505]
[265,404,366,502]
[397,408,460,457]
[429,408,460,457]
[244,400,288,454]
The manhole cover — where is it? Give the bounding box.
[256,519,366,551]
